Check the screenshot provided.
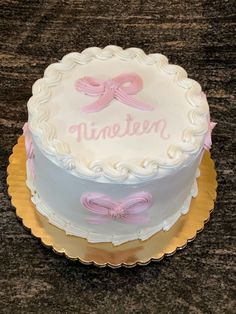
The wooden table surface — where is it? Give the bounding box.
[0,1,235,313]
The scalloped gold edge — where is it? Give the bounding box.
[7,136,217,268]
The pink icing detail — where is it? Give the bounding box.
[23,122,35,179]
[81,192,153,224]
[200,92,207,101]
[75,73,154,113]
[204,121,217,151]
[198,119,216,165]
[69,114,170,142]
[198,92,216,152]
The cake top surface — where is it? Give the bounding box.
[28,46,209,182]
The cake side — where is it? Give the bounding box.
[25,134,201,245]
[27,46,209,183]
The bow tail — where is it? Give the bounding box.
[122,214,149,224]
[116,90,154,111]
[81,90,114,113]
[87,215,111,225]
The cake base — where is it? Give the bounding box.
[7,136,217,268]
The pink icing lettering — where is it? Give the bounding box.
[123,114,133,136]
[69,114,171,143]
[94,126,113,140]
[112,123,121,137]
[130,121,142,136]
[143,120,150,132]
[147,119,170,140]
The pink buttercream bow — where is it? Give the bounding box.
[23,122,35,179]
[75,73,154,113]
[81,192,152,224]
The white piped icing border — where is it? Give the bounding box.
[26,161,200,246]
[28,45,209,182]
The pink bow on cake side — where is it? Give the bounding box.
[200,93,216,152]
[198,105,216,165]
[75,73,154,113]
[203,121,217,151]
[81,192,153,224]
[23,122,36,179]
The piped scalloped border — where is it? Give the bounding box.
[7,136,217,268]
[28,45,209,182]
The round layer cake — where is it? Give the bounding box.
[24,45,214,245]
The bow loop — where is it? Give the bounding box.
[121,192,153,214]
[113,73,143,95]
[75,77,105,96]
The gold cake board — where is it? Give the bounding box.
[7,136,217,268]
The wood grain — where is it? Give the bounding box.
[0,1,235,313]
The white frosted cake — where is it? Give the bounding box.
[24,46,215,245]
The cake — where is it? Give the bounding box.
[24,46,215,245]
